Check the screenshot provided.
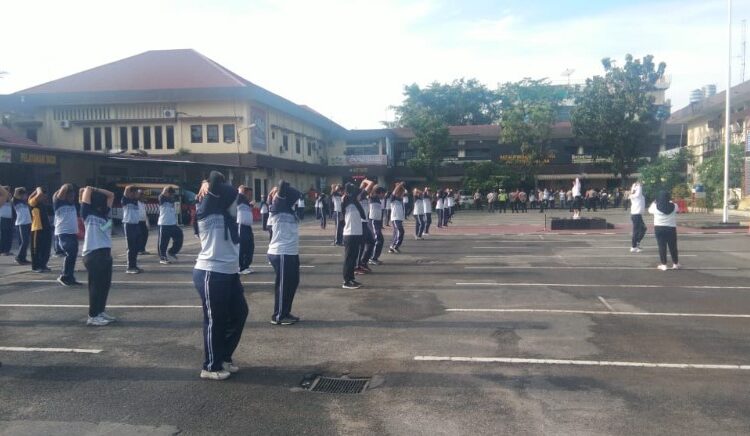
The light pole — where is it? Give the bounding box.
[723,0,732,223]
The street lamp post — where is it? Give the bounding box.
[723,0,732,223]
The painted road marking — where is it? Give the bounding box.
[455,282,750,290]
[27,280,274,285]
[445,308,750,318]
[0,304,201,309]
[464,266,737,270]
[0,347,102,354]
[465,254,698,258]
[413,356,750,370]
[597,297,615,312]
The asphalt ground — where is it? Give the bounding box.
[1,209,750,435]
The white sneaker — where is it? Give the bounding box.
[240,268,254,275]
[222,362,240,373]
[99,312,116,322]
[200,369,231,380]
[630,247,642,253]
[86,315,111,326]
[657,264,668,271]
[159,259,171,265]
[672,263,681,270]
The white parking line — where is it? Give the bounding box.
[28,280,274,285]
[445,308,750,318]
[0,346,102,354]
[464,266,737,270]
[0,304,200,309]
[455,282,750,290]
[465,254,697,258]
[413,356,750,370]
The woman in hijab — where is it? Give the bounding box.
[267,180,302,324]
[648,190,680,271]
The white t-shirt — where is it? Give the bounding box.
[423,197,432,213]
[332,195,342,213]
[390,199,405,221]
[413,197,425,215]
[630,184,645,215]
[343,203,363,236]
[369,199,382,220]
[267,213,299,255]
[648,202,678,227]
[236,202,253,226]
[195,214,240,274]
[436,198,444,209]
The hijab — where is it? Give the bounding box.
[655,190,675,214]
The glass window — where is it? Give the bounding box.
[283,135,289,149]
[154,126,163,149]
[191,125,203,143]
[295,138,301,154]
[223,124,235,143]
[166,126,175,149]
[131,126,140,149]
[119,127,128,150]
[207,125,219,143]
[307,142,311,156]
[94,127,102,150]
[104,127,112,149]
[143,126,152,149]
[83,127,91,151]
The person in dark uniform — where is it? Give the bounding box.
[236,185,255,275]
[192,171,248,380]
[157,186,183,265]
[267,180,302,325]
[368,186,386,265]
[0,185,13,256]
[13,187,32,265]
[121,186,142,273]
[53,184,82,286]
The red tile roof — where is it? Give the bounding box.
[0,126,43,146]
[17,49,252,94]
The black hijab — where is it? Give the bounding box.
[655,191,675,214]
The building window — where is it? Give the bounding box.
[166,126,175,149]
[223,124,235,143]
[119,127,128,150]
[295,137,301,154]
[282,134,289,150]
[191,125,203,143]
[154,126,163,149]
[207,124,219,143]
[271,131,276,140]
[131,126,140,149]
[307,142,312,156]
[104,127,112,149]
[83,127,91,151]
[143,126,152,149]
[25,129,37,142]
[94,127,102,151]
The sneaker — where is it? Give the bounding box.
[423,232,430,237]
[159,258,172,265]
[86,315,111,326]
[388,248,395,253]
[354,268,365,275]
[657,264,668,271]
[359,265,372,273]
[342,280,361,289]
[168,254,179,261]
[630,247,641,253]
[57,276,71,287]
[393,247,401,254]
[369,259,382,265]
[270,316,298,325]
[222,362,240,373]
[240,268,255,275]
[69,280,83,286]
[672,263,681,270]
[14,259,30,265]
[200,369,231,380]
[98,312,117,322]
[125,267,143,274]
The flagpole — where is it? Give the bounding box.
[723,0,732,223]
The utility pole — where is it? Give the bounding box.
[723,0,732,223]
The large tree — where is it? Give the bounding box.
[406,110,451,184]
[462,161,523,193]
[638,148,692,201]
[571,54,667,186]
[498,78,566,178]
[696,143,745,209]
[390,78,501,127]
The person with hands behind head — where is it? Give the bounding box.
[341,182,365,289]
[157,186,183,265]
[53,184,81,285]
[357,178,376,273]
[80,186,116,326]
[121,185,142,274]
[136,190,150,255]
[0,185,14,256]
[236,185,255,275]
[192,171,248,380]
[267,180,302,324]
[388,182,406,254]
[12,187,32,265]
[649,190,681,271]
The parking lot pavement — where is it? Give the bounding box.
[1,210,750,435]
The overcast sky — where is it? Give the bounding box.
[1,0,748,129]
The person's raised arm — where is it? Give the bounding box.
[28,187,43,206]
[0,185,9,206]
[81,187,94,204]
[54,184,68,201]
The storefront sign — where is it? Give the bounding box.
[330,155,387,166]
[19,152,57,165]
[0,149,11,163]
[571,154,612,164]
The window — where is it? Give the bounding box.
[223,124,235,143]
[271,131,276,140]
[104,127,112,149]
[143,126,152,149]
[207,124,219,143]
[119,127,128,150]
[307,142,311,156]
[154,126,163,149]
[166,126,175,149]
[282,134,289,150]
[83,127,91,151]
[295,137,301,154]
[131,126,140,149]
[25,129,37,142]
[191,125,203,143]
[94,127,102,151]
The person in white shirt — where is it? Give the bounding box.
[267,180,302,323]
[121,186,142,273]
[0,185,13,256]
[331,184,344,246]
[435,191,444,228]
[236,186,255,274]
[648,191,680,271]
[368,186,386,265]
[422,187,433,235]
[357,179,376,272]
[296,196,305,220]
[259,195,270,238]
[12,187,32,265]
[412,188,425,239]
[384,193,392,227]
[136,193,150,255]
[342,182,365,289]
[388,182,406,253]
[80,186,116,327]
[629,181,647,252]
[571,178,582,219]
[157,186,183,265]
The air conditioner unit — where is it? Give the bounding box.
[162,109,176,118]
[60,120,71,129]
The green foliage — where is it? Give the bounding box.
[391,78,501,127]
[571,54,667,185]
[462,161,523,193]
[696,143,745,210]
[406,111,451,183]
[499,78,566,175]
[638,149,691,200]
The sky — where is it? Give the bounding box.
[1,0,749,129]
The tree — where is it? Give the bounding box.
[499,78,566,177]
[638,149,692,200]
[462,161,522,193]
[571,54,668,186]
[390,78,501,127]
[696,143,745,209]
[407,110,451,184]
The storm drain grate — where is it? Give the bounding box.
[308,376,370,394]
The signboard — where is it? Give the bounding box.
[19,152,56,165]
[0,149,11,163]
[571,154,612,164]
[250,107,268,152]
[329,155,387,166]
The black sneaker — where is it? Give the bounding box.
[270,316,298,325]
[126,267,143,274]
[351,280,363,287]
[15,259,30,265]
[342,280,361,289]
[56,276,71,287]
[393,247,401,254]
